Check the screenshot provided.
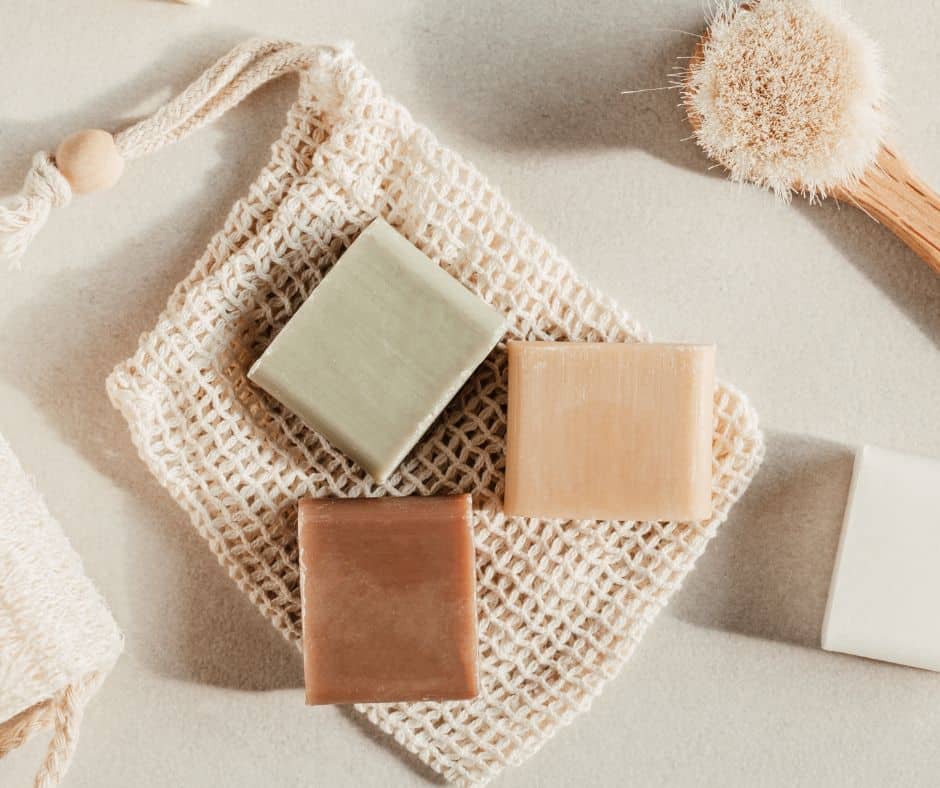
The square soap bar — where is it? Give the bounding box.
[249,219,505,482]
[504,342,715,521]
[299,495,479,704]
[822,446,940,671]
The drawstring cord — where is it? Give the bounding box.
[0,154,72,267]
[0,38,344,269]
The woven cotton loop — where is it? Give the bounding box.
[0,152,72,268]
[1,38,340,267]
[114,39,335,161]
[0,673,102,788]
[33,674,101,788]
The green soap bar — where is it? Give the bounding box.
[248,218,506,482]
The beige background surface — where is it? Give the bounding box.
[1,1,939,786]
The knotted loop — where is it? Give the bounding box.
[24,153,73,209]
[0,152,73,268]
[1,39,345,268]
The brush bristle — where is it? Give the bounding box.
[684,0,886,200]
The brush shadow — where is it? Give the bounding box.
[0,30,303,691]
[410,0,940,348]
[411,0,709,173]
[793,197,940,349]
[672,430,853,648]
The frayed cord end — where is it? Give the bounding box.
[0,153,72,269]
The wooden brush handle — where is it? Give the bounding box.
[835,146,940,275]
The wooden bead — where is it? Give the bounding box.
[54,129,124,195]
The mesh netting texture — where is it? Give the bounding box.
[107,43,764,786]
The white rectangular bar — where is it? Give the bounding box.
[822,445,940,671]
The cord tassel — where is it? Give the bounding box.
[0,152,71,269]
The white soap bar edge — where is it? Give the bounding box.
[820,445,865,656]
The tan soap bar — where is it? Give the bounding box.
[504,342,715,521]
[299,495,479,705]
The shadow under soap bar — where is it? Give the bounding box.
[299,495,479,705]
[504,342,715,521]
[248,219,505,482]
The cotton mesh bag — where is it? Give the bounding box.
[0,433,123,787]
[0,39,764,785]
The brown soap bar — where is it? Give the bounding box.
[299,495,479,705]
[504,341,715,521]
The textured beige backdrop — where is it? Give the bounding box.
[1,1,939,786]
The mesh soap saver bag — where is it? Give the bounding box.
[1,39,764,785]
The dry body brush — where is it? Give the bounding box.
[682,0,940,274]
